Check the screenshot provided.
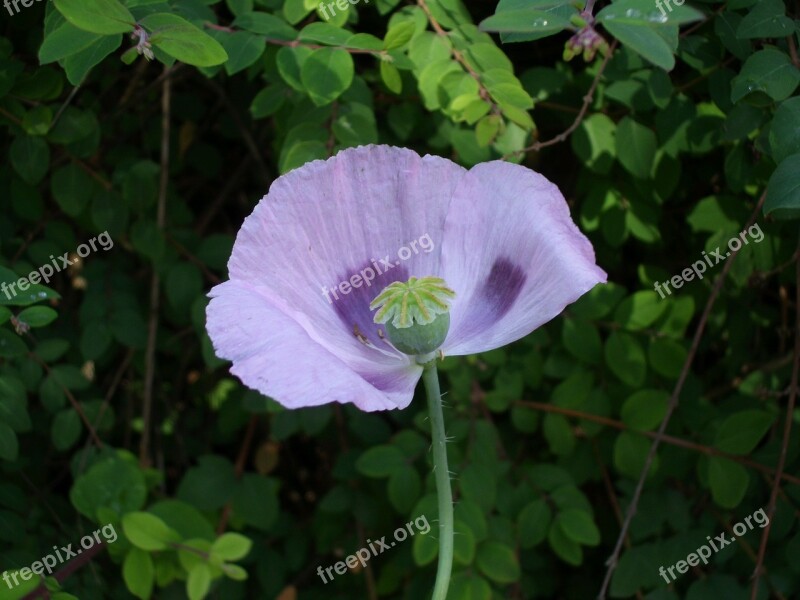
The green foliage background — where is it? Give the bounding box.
[1,0,800,598]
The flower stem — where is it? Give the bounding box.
[422,360,453,600]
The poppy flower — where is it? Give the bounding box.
[206,145,606,411]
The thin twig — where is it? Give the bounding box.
[216,414,259,534]
[789,35,800,69]
[51,84,82,130]
[416,0,498,110]
[202,79,271,187]
[516,400,800,486]
[139,66,171,468]
[78,349,134,475]
[30,354,103,448]
[204,22,385,55]
[597,191,767,599]
[0,105,23,126]
[505,41,617,160]
[73,157,113,191]
[750,229,800,599]
[22,542,106,599]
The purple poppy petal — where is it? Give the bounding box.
[440,161,606,355]
[207,281,423,411]
[209,146,465,409]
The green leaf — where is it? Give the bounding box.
[0,422,19,461]
[0,376,30,432]
[596,0,703,26]
[17,306,58,328]
[735,0,794,39]
[165,263,203,311]
[448,572,492,600]
[10,135,50,185]
[610,546,662,597]
[518,500,551,548]
[299,23,353,46]
[479,8,570,35]
[648,338,686,378]
[708,456,749,508]
[63,35,122,86]
[475,114,502,147]
[614,432,658,479]
[355,445,406,477]
[141,13,228,67]
[123,548,154,600]
[621,390,669,431]
[279,140,327,173]
[276,46,312,91]
[615,117,657,179]
[53,0,135,35]
[384,21,416,50]
[219,31,265,75]
[300,47,354,106]
[0,329,27,359]
[122,512,180,551]
[52,163,94,216]
[764,154,800,220]
[39,22,102,64]
[604,331,647,387]
[731,48,800,103]
[211,532,252,561]
[572,113,616,174]
[177,456,236,511]
[548,521,582,565]
[714,410,776,454]
[187,563,211,600]
[715,12,751,60]
[380,61,402,94]
[250,84,287,119]
[413,526,439,565]
[601,20,675,70]
[460,464,497,512]
[555,509,600,546]
[226,0,253,17]
[543,413,575,456]
[70,456,147,520]
[476,541,520,584]
[222,564,248,581]
[770,98,800,163]
[51,409,81,451]
[613,290,666,329]
[345,33,384,51]
[232,474,279,531]
[233,11,297,40]
[387,465,421,513]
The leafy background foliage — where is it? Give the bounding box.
[1,0,800,598]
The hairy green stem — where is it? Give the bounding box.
[422,360,453,600]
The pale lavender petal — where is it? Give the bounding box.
[209,145,466,409]
[207,281,422,411]
[440,161,607,355]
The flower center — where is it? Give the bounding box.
[370,276,455,356]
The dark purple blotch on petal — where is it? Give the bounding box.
[482,258,527,319]
[456,257,527,340]
[329,261,410,348]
